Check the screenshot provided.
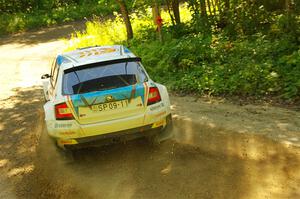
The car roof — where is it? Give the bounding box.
[57,45,137,70]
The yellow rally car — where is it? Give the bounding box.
[41,45,172,150]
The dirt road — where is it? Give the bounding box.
[0,24,300,199]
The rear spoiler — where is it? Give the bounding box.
[64,57,142,74]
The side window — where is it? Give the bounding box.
[51,61,59,88]
[137,63,148,82]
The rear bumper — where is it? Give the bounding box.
[64,124,161,150]
[63,114,172,150]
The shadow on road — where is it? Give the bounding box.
[0,87,44,198]
[0,20,86,46]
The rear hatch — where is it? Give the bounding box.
[62,59,148,125]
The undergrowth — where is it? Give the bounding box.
[0,3,111,35]
[64,5,300,101]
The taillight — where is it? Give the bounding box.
[147,87,161,105]
[55,103,74,120]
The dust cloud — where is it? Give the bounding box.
[15,114,300,199]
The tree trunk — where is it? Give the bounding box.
[200,0,207,17]
[285,0,293,30]
[207,0,213,18]
[116,0,133,41]
[285,0,290,10]
[165,0,176,26]
[211,0,217,17]
[152,1,163,42]
[224,0,230,20]
[171,0,181,24]
[224,0,230,11]
[152,1,160,25]
[216,0,221,15]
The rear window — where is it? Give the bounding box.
[62,61,148,95]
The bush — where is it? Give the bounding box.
[65,6,300,101]
[131,32,300,99]
[0,2,112,35]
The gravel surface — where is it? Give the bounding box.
[0,23,299,199]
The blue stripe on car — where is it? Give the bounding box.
[70,84,145,114]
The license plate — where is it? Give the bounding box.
[91,100,128,112]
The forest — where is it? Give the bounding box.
[1,0,299,101]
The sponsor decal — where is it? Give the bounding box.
[59,131,76,135]
[105,95,114,102]
[58,139,78,145]
[129,84,136,103]
[54,123,73,128]
[136,103,143,107]
[152,118,167,128]
[56,55,70,65]
[154,111,167,118]
[149,102,165,111]
[143,82,148,106]
[79,48,116,58]
[67,95,79,118]
[70,84,145,110]
[124,47,131,53]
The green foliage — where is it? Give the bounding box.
[2,0,298,100]
[65,16,127,51]
[0,0,95,13]
[0,1,112,35]
[64,3,300,100]
[64,12,154,51]
[186,0,300,41]
[130,29,300,99]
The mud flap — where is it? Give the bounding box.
[157,115,174,142]
[149,115,174,145]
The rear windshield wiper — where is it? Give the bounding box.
[73,70,83,94]
[116,62,130,86]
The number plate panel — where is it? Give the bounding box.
[91,100,128,112]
